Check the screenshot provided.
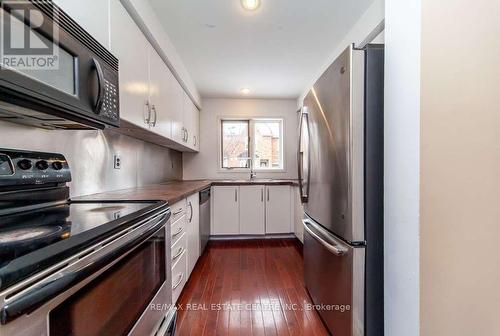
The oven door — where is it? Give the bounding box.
[0,1,119,129]
[0,210,173,336]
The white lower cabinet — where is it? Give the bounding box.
[212,186,240,235]
[212,185,292,235]
[186,193,200,276]
[170,193,201,304]
[265,186,292,234]
[239,186,265,234]
[171,244,187,305]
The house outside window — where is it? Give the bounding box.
[220,118,284,171]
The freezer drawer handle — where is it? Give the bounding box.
[303,219,348,256]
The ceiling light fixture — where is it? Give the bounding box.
[241,0,260,11]
[241,88,251,95]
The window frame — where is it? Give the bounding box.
[220,119,251,170]
[218,117,285,173]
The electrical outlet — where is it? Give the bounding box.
[114,154,122,170]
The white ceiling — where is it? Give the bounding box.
[148,0,374,99]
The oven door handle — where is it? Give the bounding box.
[0,212,168,325]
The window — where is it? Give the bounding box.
[220,118,284,170]
[221,120,250,169]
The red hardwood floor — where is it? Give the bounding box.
[175,239,330,336]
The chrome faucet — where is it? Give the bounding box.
[249,158,257,180]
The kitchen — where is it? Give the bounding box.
[0,0,499,336]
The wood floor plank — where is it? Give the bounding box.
[175,239,329,336]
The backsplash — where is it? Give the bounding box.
[0,121,182,197]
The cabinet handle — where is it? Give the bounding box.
[188,201,193,223]
[267,188,270,202]
[173,208,183,215]
[172,273,184,290]
[144,102,152,125]
[151,104,158,127]
[172,246,184,262]
[261,188,264,202]
[194,135,197,147]
[185,129,189,142]
[235,188,238,202]
[172,226,183,238]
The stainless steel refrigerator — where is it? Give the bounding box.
[298,44,384,336]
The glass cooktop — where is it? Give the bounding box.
[0,201,162,291]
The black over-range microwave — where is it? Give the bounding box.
[0,0,119,129]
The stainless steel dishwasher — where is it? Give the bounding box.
[199,187,211,253]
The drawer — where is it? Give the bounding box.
[170,199,187,223]
[171,232,187,265]
[171,250,187,304]
[171,214,186,246]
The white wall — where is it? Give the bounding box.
[298,0,385,106]
[183,98,298,180]
[384,0,421,335]
[420,0,500,334]
[0,122,182,197]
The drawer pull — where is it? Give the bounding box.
[173,208,183,215]
[172,273,184,290]
[172,227,183,238]
[172,247,184,262]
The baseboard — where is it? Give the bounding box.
[209,233,296,241]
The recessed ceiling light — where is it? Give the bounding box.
[241,0,260,11]
[241,88,251,95]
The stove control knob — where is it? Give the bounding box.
[17,159,32,170]
[52,161,64,170]
[35,160,49,171]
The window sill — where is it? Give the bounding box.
[218,168,287,173]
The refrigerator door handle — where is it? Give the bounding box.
[303,219,348,256]
[297,108,310,203]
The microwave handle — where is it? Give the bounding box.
[0,212,168,325]
[92,58,105,113]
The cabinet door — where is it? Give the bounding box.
[265,186,292,233]
[149,48,172,139]
[171,81,185,144]
[189,99,200,151]
[110,0,150,128]
[239,186,265,235]
[192,104,200,151]
[183,94,199,151]
[212,186,239,235]
[186,193,200,276]
[54,0,110,49]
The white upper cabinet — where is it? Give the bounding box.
[265,186,292,234]
[99,0,199,152]
[171,81,185,144]
[54,0,110,49]
[183,94,200,151]
[110,0,150,128]
[148,48,173,139]
[239,186,265,235]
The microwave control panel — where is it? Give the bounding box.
[100,68,120,123]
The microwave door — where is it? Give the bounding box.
[0,2,119,129]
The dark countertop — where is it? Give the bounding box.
[75,179,298,205]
